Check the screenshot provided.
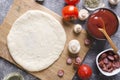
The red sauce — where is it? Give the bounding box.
[87,8,119,39]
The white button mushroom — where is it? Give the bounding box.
[79,9,89,21]
[68,39,80,54]
[109,0,120,5]
[73,24,82,34]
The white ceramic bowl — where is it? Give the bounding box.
[96,48,120,76]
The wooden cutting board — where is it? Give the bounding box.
[0,0,90,80]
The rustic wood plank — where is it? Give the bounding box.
[0,0,90,80]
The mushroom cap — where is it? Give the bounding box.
[79,9,89,21]
[68,39,81,54]
[109,0,119,5]
[74,24,82,34]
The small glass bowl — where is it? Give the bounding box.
[83,0,104,11]
[3,72,24,80]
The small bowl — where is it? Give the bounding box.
[87,8,119,40]
[3,72,24,80]
[83,0,104,11]
[96,48,120,76]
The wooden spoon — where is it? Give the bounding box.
[95,17,118,53]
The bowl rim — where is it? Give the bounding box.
[83,0,104,11]
[96,48,120,76]
[86,8,119,40]
[3,72,24,80]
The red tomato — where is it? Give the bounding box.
[62,5,78,21]
[65,0,80,5]
[78,64,92,79]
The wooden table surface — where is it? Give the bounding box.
[0,0,120,80]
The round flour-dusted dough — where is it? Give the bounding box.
[7,10,66,72]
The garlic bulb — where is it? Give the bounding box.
[79,9,89,21]
[73,24,82,34]
[109,0,120,5]
[68,40,80,54]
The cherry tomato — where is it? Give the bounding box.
[78,64,92,79]
[65,0,80,5]
[62,5,78,21]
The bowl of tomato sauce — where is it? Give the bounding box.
[87,8,119,40]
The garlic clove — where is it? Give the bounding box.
[79,9,89,21]
[68,39,80,54]
[73,24,82,34]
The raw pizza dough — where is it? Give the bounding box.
[7,10,66,72]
